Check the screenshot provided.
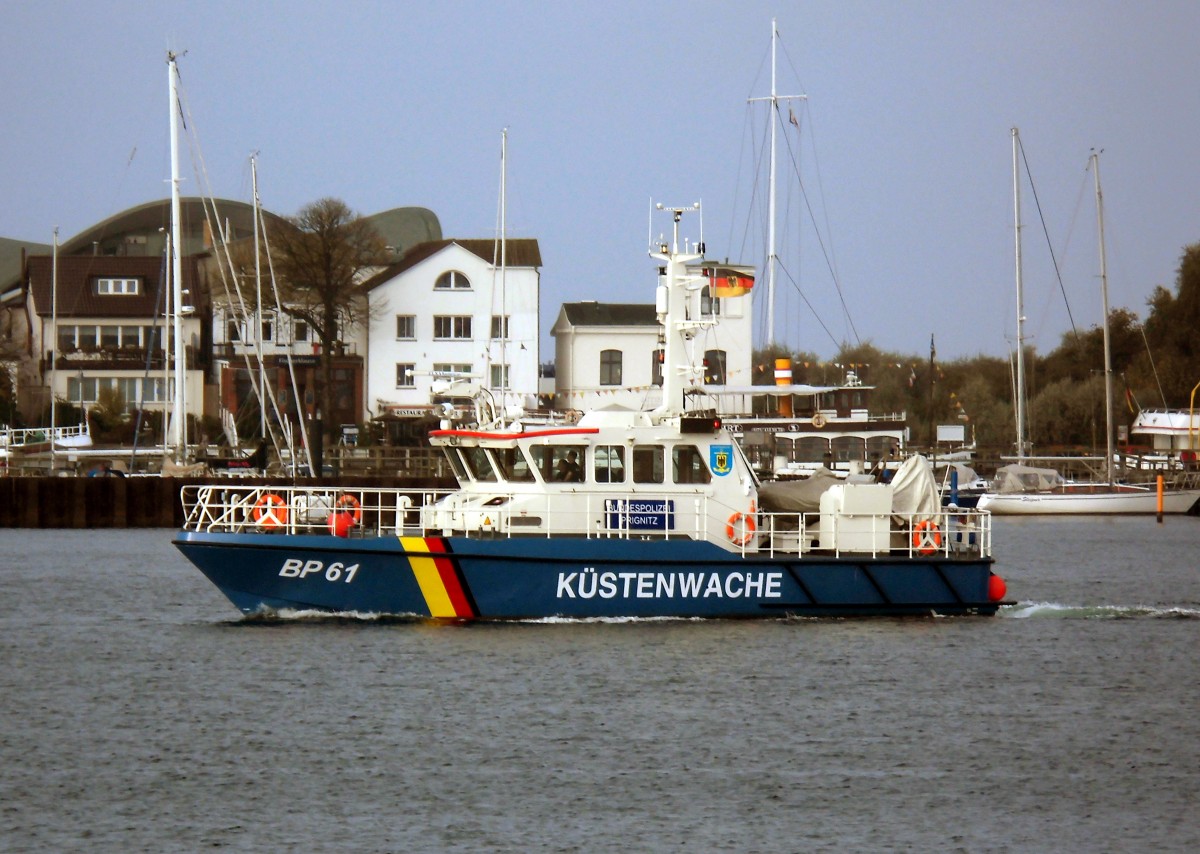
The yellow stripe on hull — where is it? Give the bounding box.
[400,536,457,617]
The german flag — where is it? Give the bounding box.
[706,266,755,298]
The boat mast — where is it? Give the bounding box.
[1012,127,1028,461]
[500,128,507,400]
[1092,151,1115,484]
[167,51,187,462]
[651,203,703,416]
[749,19,804,347]
[50,227,58,471]
[252,153,266,440]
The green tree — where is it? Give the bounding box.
[273,198,387,454]
[1027,375,1106,451]
[953,370,1013,451]
[1143,242,1200,404]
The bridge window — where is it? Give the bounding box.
[461,446,497,482]
[672,444,711,484]
[530,444,586,483]
[593,445,626,483]
[492,447,536,482]
[632,446,665,484]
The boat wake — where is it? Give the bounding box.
[516,615,706,625]
[1002,601,1200,620]
[230,608,426,625]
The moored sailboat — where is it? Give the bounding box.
[979,142,1200,515]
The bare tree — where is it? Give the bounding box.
[272,198,387,456]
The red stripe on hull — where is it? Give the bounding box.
[423,537,475,618]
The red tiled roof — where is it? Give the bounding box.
[26,255,200,319]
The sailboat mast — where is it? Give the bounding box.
[50,227,58,471]
[767,19,778,346]
[252,154,266,439]
[168,51,187,461]
[1012,127,1027,461]
[500,128,507,399]
[1092,151,1115,484]
[748,19,804,348]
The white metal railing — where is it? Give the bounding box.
[1,423,90,448]
[178,484,992,559]
[751,508,991,559]
[180,484,451,536]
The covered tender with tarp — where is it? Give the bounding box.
[991,463,1066,494]
[890,454,941,522]
[758,468,842,513]
[756,455,941,523]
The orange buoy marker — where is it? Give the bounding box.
[328,511,355,538]
[1157,475,1164,524]
[988,574,1007,602]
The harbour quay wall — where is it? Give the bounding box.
[0,476,452,529]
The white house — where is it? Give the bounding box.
[552,264,754,415]
[363,238,541,424]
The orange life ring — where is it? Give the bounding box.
[726,508,757,546]
[912,520,942,555]
[253,493,288,529]
[335,493,362,525]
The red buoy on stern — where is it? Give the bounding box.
[988,574,1007,602]
[328,511,355,538]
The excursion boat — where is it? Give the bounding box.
[173,206,1007,620]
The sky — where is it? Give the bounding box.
[4,0,1199,365]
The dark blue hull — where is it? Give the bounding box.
[173,532,1002,619]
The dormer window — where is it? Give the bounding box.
[434,270,471,290]
[96,277,140,296]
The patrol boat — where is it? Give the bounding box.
[173,206,1006,619]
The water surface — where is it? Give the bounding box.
[2,517,1198,851]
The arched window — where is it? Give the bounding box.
[600,349,622,385]
[434,270,471,290]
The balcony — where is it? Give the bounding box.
[43,346,200,372]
